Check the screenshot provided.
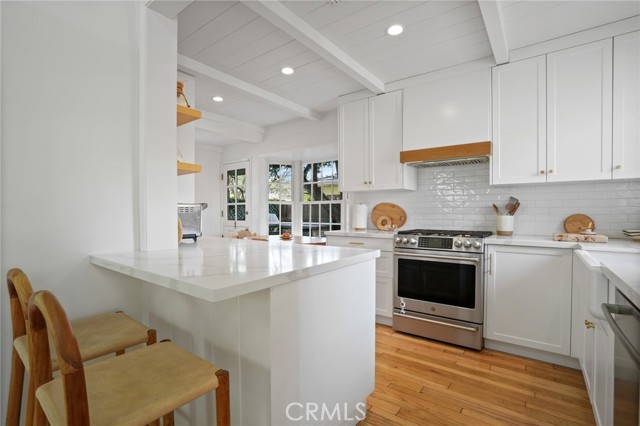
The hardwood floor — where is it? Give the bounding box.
[360,324,595,426]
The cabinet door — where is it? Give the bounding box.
[492,56,547,184]
[593,321,614,426]
[486,246,573,355]
[370,91,404,190]
[613,31,640,179]
[375,277,393,318]
[338,98,369,192]
[547,39,613,182]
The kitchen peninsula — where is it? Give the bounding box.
[91,237,378,426]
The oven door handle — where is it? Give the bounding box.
[393,252,480,263]
[601,303,640,369]
[393,312,479,332]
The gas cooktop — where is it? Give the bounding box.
[397,229,493,238]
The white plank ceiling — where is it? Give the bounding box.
[170,0,639,144]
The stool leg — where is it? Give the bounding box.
[147,329,157,345]
[6,348,25,426]
[25,373,36,426]
[215,369,230,426]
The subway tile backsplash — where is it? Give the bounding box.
[351,163,640,238]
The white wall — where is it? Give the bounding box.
[195,145,222,236]
[222,112,338,234]
[1,1,144,415]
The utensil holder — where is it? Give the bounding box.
[496,215,514,236]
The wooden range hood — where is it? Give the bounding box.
[400,141,492,168]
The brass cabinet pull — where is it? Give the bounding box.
[615,165,622,170]
[539,170,545,174]
[584,320,595,329]
[548,169,554,174]
[348,242,364,245]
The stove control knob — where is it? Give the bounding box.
[463,240,472,248]
[395,237,402,244]
[454,240,463,248]
[473,241,482,249]
[409,238,417,245]
[401,238,408,244]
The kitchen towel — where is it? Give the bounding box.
[354,204,368,230]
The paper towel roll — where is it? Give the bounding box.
[354,204,368,230]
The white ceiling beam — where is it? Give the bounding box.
[178,55,323,121]
[241,0,386,94]
[146,0,194,20]
[478,1,509,65]
[196,111,265,144]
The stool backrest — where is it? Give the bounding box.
[7,268,34,341]
[28,290,90,425]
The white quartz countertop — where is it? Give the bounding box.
[325,230,396,239]
[90,237,379,302]
[602,260,640,308]
[486,235,640,253]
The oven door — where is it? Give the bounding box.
[394,249,483,324]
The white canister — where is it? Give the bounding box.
[496,215,514,236]
[354,204,368,230]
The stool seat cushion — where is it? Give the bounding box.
[36,341,219,426]
[14,312,151,373]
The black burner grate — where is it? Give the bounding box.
[397,229,493,238]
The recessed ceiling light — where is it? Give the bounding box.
[281,67,294,75]
[386,24,404,36]
[212,96,223,102]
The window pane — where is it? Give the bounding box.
[331,224,341,231]
[333,189,342,201]
[302,225,310,236]
[268,165,279,183]
[320,204,330,223]
[320,225,330,237]
[302,204,310,221]
[331,204,341,224]
[269,224,280,235]
[227,188,235,203]
[321,184,331,201]
[281,224,292,234]
[279,165,292,183]
[237,168,246,186]
[227,205,236,220]
[281,204,292,222]
[280,184,292,202]
[303,184,311,202]
[237,204,246,221]
[268,204,280,222]
[268,183,280,201]
[303,163,312,183]
[311,205,319,222]
[237,186,246,203]
[322,162,333,179]
[313,163,322,182]
[312,184,321,201]
[310,225,320,237]
[227,170,236,186]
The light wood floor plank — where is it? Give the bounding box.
[359,326,595,426]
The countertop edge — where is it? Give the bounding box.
[601,264,640,309]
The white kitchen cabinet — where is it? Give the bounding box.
[547,39,613,182]
[338,91,416,192]
[492,56,547,185]
[325,234,394,324]
[485,245,573,355]
[492,39,618,185]
[403,68,491,151]
[613,31,640,180]
[593,320,614,426]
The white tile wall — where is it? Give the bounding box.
[352,163,640,238]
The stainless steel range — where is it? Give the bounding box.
[393,229,492,350]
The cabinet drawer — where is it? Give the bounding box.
[325,235,393,251]
[376,252,393,278]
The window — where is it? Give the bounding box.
[302,161,342,237]
[268,164,292,235]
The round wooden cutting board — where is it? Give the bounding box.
[371,203,407,230]
[563,214,595,233]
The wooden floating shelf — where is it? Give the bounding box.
[177,161,201,175]
[177,105,202,127]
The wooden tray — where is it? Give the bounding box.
[371,203,407,230]
[563,214,595,233]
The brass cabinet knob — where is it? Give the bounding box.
[584,320,595,329]
[540,170,545,174]
[615,165,622,170]
[548,169,554,174]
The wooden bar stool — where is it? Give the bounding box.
[6,268,157,426]
[28,290,231,426]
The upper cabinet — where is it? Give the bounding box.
[613,31,640,180]
[339,91,416,192]
[547,39,613,182]
[403,69,491,151]
[492,38,636,185]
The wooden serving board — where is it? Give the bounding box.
[371,203,407,230]
[553,233,608,243]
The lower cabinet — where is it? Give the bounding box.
[326,234,394,323]
[485,245,573,355]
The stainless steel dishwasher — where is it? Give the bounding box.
[602,291,640,426]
